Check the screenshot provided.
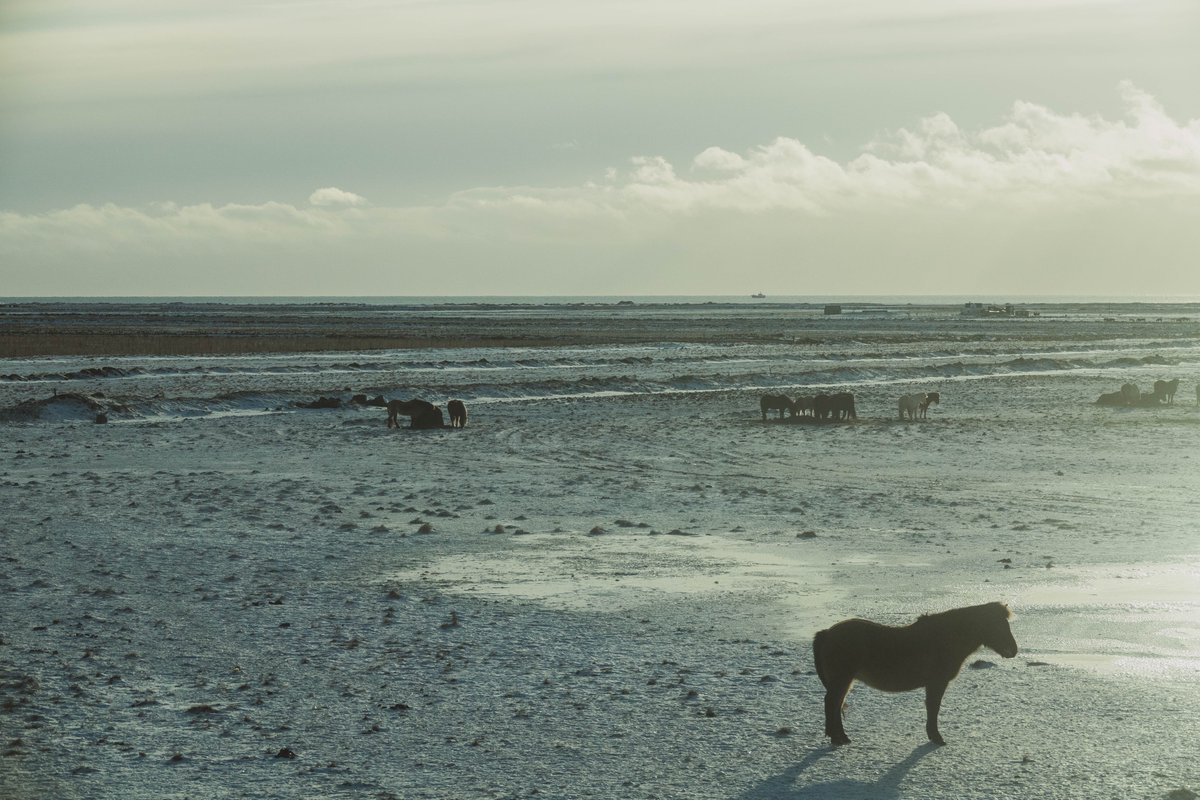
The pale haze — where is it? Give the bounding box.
[2,0,1199,296]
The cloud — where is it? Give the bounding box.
[693,147,747,172]
[308,187,367,207]
[439,82,1200,223]
[638,82,1199,214]
[3,84,1199,295]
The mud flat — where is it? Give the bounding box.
[2,302,1199,798]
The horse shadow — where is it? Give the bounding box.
[737,742,939,800]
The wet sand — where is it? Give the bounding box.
[2,303,1199,798]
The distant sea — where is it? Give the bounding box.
[5,294,1200,306]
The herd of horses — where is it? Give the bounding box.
[1096,378,1184,407]
[385,398,468,429]
[760,391,940,422]
[764,377,1193,423]
[381,378,1193,432]
[760,392,858,421]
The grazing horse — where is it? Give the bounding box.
[1120,383,1140,406]
[829,392,857,420]
[760,394,795,421]
[919,391,940,418]
[794,396,815,417]
[813,394,832,421]
[447,399,468,428]
[1154,379,1180,404]
[386,398,444,429]
[898,393,925,421]
[813,602,1018,746]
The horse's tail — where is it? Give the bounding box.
[812,628,830,690]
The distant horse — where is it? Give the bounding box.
[813,394,832,421]
[1120,383,1140,406]
[386,398,444,429]
[794,396,815,417]
[760,394,795,421]
[1097,390,1125,406]
[447,399,468,428]
[813,602,1018,746]
[829,392,857,421]
[898,393,925,421]
[919,391,940,418]
[1154,379,1180,404]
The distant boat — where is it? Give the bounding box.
[751,293,766,298]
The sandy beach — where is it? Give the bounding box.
[2,300,1199,799]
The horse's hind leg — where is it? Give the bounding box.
[823,676,853,745]
[814,630,852,744]
[924,681,948,745]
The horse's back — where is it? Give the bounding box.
[815,618,929,692]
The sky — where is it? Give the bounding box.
[1,0,1199,297]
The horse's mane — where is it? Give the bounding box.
[915,602,1011,626]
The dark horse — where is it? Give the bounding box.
[1154,379,1180,404]
[919,391,940,419]
[760,394,795,421]
[386,398,444,429]
[813,602,1018,746]
[447,399,468,428]
[829,392,857,420]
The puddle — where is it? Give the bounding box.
[391,532,832,611]
[1013,562,1200,678]
[1014,562,1200,607]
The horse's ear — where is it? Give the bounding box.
[1001,603,1015,620]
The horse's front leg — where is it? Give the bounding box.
[924,681,948,745]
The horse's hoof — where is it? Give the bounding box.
[929,735,946,746]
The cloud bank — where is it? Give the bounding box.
[3,84,1199,295]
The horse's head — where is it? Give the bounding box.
[982,602,1019,658]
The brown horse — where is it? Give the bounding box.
[918,391,940,418]
[829,392,857,420]
[813,602,1018,746]
[386,398,444,429]
[1154,379,1180,404]
[812,393,832,421]
[760,394,795,421]
[447,399,468,428]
